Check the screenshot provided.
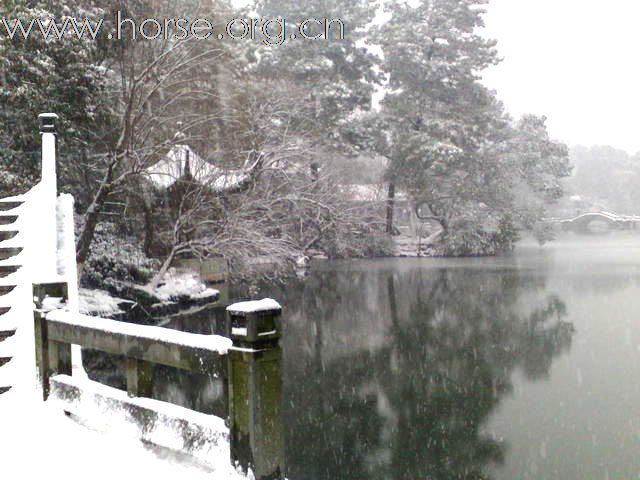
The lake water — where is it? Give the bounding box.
[90,233,640,479]
[260,234,640,480]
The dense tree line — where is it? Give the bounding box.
[0,0,571,285]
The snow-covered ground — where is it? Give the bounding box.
[79,288,129,316]
[0,388,248,480]
[152,269,220,301]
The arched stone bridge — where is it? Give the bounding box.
[553,212,640,234]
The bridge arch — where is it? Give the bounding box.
[560,212,635,234]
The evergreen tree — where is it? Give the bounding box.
[375,0,570,254]
[0,0,114,195]
[506,114,572,243]
[253,0,381,153]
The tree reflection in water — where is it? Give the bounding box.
[271,264,574,480]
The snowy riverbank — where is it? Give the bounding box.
[79,270,220,320]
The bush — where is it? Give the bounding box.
[438,229,498,257]
[81,221,160,290]
[492,215,521,253]
[435,215,520,257]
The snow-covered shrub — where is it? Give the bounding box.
[0,151,38,197]
[434,215,519,257]
[317,228,391,259]
[81,222,160,290]
[437,228,499,257]
[492,215,521,253]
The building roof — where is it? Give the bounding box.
[144,145,253,194]
[341,184,409,202]
[144,145,218,188]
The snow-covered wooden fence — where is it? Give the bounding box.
[34,283,285,479]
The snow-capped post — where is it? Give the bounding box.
[226,299,285,480]
[38,113,59,280]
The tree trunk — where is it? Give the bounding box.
[426,200,448,233]
[75,163,114,276]
[151,247,177,290]
[142,199,154,257]
[386,182,396,234]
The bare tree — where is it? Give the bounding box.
[149,148,389,288]
[75,30,236,275]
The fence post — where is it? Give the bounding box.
[226,300,284,480]
[126,358,153,398]
[33,282,70,400]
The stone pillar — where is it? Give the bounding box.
[38,113,59,281]
[226,300,284,480]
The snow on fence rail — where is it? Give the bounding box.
[33,282,285,480]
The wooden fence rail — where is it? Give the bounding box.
[33,282,284,480]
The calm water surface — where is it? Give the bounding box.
[254,234,640,480]
[136,234,640,479]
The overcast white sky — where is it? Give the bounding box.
[482,0,640,153]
